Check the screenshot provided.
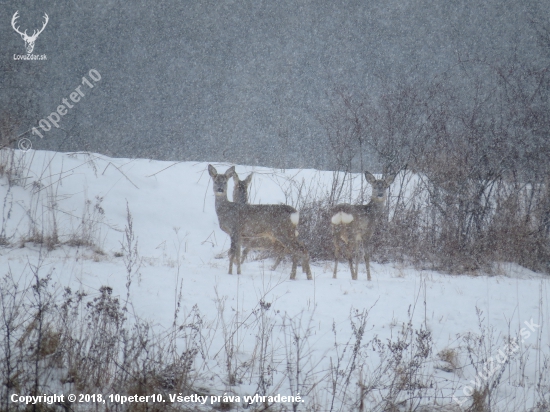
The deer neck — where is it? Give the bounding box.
[366,195,386,214]
[213,192,240,235]
[214,192,232,212]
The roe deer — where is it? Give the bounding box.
[232,171,286,270]
[208,165,312,280]
[331,171,395,280]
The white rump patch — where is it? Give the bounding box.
[331,212,354,225]
[341,213,354,224]
[290,212,300,225]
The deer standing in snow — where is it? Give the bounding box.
[331,171,395,280]
[232,171,289,270]
[208,165,312,280]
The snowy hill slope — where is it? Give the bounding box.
[0,150,548,411]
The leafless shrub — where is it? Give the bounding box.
[2,259,549,411]
[326,308,370,411]
[0,114,16,152]
[0,255,205,411]
[309,53,550,274]
[214,289,247,387]
[437,348,461,373]
[66,196,105,252]
[120,202,142,308]
[298,199,334,260]
[281,310,322,412]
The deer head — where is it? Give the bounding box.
[364,171,395,201]
[208,165,235,197]
[12,11,49,54]
[232,172,253,204]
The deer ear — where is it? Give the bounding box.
[232,173,240,183]
[208,164,217,178]
[364,171,377,185]
[244,173,253,186]
[385,174,396,185]
[225,166,235,178]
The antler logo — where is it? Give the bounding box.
[11,11,49,54]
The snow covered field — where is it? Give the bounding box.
[1,150,549,411]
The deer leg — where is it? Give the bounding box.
[272,234,296,279]
[290,255,298,280]
[348,254,356,280]
[228,234,237,275]
[271,254,282,271]
[364,247,371,281]
[279,233,310,280]
[293,239,312,280]
[235,232,242,275]
[360,239,370,281]
[240,246,250,264]
[267,242,282,270]
[296,239,312,280]
[288,238,301,280]
[302,252,312,280]
[357,242,363,280]
[290,248,311,280]
[292,233,306,274]
[348,255,357,280]
[349,241,358,280]
[333,232,340,279]
[298,246,306,274]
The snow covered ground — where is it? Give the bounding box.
[1,150,548,411]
